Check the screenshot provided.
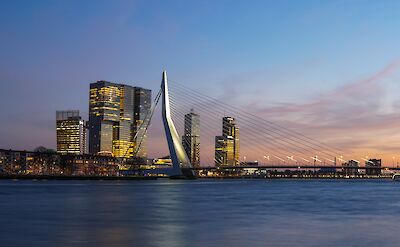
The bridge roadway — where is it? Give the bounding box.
[188,165,400,171]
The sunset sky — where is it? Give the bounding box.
[1,0,400,164]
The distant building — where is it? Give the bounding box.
[342,159,359,175]
[61,154,120,176]
[182,109,200,167]
[132,87,152,158]
[366,159,381,176]
[222,117,240,165]
[153,155,172,166]
[56,110,86,155]
[215,117,239,166]
[88,81,151,158]
[0,148,61,175]
[215,136,235,166]
[88,81,121,156]
[0,149,121,176]
[243,161,259,166]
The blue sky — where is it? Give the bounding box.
[1,0,400,161]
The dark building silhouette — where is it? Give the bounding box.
[366,159,381,175]
[342,159,359,175]
[182,109,200,167]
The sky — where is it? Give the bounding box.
[1,0,400,164]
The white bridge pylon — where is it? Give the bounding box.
[160,71,193,177]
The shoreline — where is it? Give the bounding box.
[0,175,395,180]
[0,175,158,180]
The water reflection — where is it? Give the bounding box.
[0,179,400,247]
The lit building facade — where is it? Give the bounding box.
[214,116,239,166]
[0,149,120,176]
[215,135,235,166]
[88,81,151,158]
[182,109,200,167]
[114,84,135,158]
[56,110,86,155]
[89,81,120,156]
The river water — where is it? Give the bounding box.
[1,179,400,247]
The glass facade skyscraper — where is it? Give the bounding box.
[182,109,200,167]
[56,110,86,155]
[88,81,151,158]
[215,135,235,166]
[132,87,152,158]
[113,84,135,158]
[89,81,121,156]
[215,116,240,166]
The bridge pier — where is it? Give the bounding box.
[161,71,195,178]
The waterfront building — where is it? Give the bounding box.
[0,149,121,176]
[132,87,152,158]
[113,84,135,158]
[366,159,381,176]
[215,135,235,166]
[342,159,359,175]
[88,81,151,158]
[182,109,200,167]
[61,154,120,176]
[0,149,61,175]
[89,81,121,156]
[56,110,86,155]
[153,156,172,166]
[215,117,239,166]
[222,117,240,165]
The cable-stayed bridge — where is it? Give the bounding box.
[134,71,384,178]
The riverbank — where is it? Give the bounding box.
[0,175,157,180]
[0,174,396,180]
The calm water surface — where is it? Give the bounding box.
[1,179,400,247]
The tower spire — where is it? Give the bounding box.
[161,71,193,177]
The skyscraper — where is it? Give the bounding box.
[182,109,200,167]
[132,87,152,158]
[89,81,121,156]
[113,84,135,158]
[223,117,240,165]
[215,116,240,166]
[56,110,86,155]
[215,135,235,166]
[88,81,151,158]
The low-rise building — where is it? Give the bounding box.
[0,149,121,176]
[342,160,359,175]
[365,159,381,176]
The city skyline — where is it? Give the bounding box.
[1,1,400,164]
[3,2,400,247]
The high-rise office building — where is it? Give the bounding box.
[182,109,200,167]
[88,81,151,158]
[223,117,240,164]
[114,84,135,158]
[89,81,121,156]
[215,135,235,166]
[133,87,152,158]
[215,116,240,166]
[56,110,86,155]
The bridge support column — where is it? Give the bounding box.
[161,71,194,178]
